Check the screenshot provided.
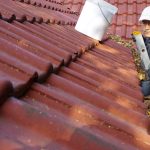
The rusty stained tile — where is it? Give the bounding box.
[15,0,77,17]
[12,21,80,59]
[15,21,83,57]
[24,83,149,149]
[93,44,134,66]
[65,61,143,103]
[73,39,138,85]
[11,21,96,58]
[0,0,38,23]
[78,54,139,86]
[39,23,95,51]
[45,74,149,131]
[0,22,64,71]
[15,79,150,149]
[80,49,136,71]
[0,0,149,149]
[0,96,143,150]
[18,1,78,24]
[0,16,97,94]
[0,0,78,24]
[45,0,64,4]
[55,25,98,50]
[0,36,53,82]
[0,20,72,65]
[94,39,134,57]
[57,65,145,113]
[75,57,138,92]
[0,116,71,150]
[29,0,74,13]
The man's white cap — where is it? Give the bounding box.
[139,6,150,21]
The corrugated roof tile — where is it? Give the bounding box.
[1,82,144,149]
[0,20,71,64]
[46,74,147,129]
[1,0,78,24]
[0,36,53,81]
[67,61,143,100]
[0,0,150,149]
[128,3,137,14]
[0,24,64,70]
[1,96,141,150]
[18,83,149,149]
[105,0,150,38]
[127,14,137,26]
[117,3,127,14]
[0,60,36,97]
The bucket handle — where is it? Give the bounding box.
[98,2,110,25]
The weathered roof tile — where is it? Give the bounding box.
[107,0,150,38]
[0,0,150,149]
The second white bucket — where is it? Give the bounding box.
[75,0,118,41]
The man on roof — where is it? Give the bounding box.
[139,6,150,56]
[136,6,150,97]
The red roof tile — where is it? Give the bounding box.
[0,0,150,149]
[0,0,77,24]
[107,0,150,38]
[64,0,150,39]
[0,80,13,104]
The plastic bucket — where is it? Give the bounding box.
[75,0,118,41]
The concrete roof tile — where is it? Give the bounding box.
[0,0,150,149]
[1,96,141,150]
[106,0,150,38]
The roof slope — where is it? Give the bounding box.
[61,0,150,39]
[0,0,150,149]
[107,0,150,39]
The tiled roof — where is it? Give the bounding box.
[62,0,150,39]
[0,0,150,149]
[106,0,150,39]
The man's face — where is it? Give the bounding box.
[141,20,150,37]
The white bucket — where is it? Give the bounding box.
[75,0,118,41]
